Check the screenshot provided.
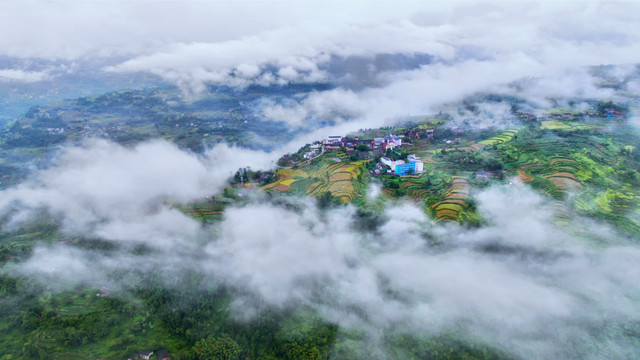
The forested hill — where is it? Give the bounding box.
[0,83,332,188]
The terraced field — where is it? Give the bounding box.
[432,177,470,222]
[178,198,227,223]
[544,172,581,189]
[400,179,430,201]
[503,132,640,232]
[263,158,365,203]
[514,157,585,199]
[517,169,535,182]
[540,120,599,131]
[479,129,518,146]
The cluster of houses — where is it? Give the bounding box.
[603,107,626,118]
[314,133,428,176]
[45,127,65,135]
[302,143,323,159]
[379,154,424,175]
[321,133,409,152]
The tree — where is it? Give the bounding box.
[318,192,341,208]
[193,334,242,360]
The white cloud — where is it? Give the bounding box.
[1,2,640,357]
[99,2,640,93]
[4,159,640,359]
[0,139,278,243]
[0,68,51,83]
[198,186,640,359]
[2,2,639,137]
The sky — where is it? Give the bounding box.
[3,1,639,137]
[2,2,639,90]
[1,1,639,136]
[1,1,640,359]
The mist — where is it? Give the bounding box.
[1,2,640,359]
[1,137,639,359]
[2,2,639,143]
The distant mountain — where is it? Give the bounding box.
[0,82,334,188]
[0,57,166,126]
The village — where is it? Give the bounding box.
[296,129,435,176]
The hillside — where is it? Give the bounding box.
[0,83,332,188]
[253,97,640,236]
[2,69,640,360]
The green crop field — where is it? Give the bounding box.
[263,157,366,203]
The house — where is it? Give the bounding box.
[426,129,434,138]
[157,350,170,360]
[374,137,385,147]
[407,154,420,162]
[381,157,419,175]
[303,149,318,159]
[324,136,342,145]
[382,134,405,150]
[413,161,424,173]
[341,137,358,149]
[380,157,405,169]
[407,154,424,173]
[395,162,416,175]
[384,134,404,146]
[127,350,153,360]
[381,156,424,175]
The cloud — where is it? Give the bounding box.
[199,185,640,359]
[0,138,278,243]
[495,68,618,109]
[2,1,639,141]
[204,186,640,359]
[5,163,640,359]
[0,68,52,83]
[102,2,640,94]
[1,2,640,358]
[257,88,365,128]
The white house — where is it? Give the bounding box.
[381,157,406,170]
[407,154,424,173]
[407,154,420,162]
[303,149,318,159]
[414,160,424,173]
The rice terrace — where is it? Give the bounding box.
[251,97,640,236]
[263,157,366,203]
[1,3,640,358]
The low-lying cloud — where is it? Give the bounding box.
[0,139,278,242]
[2,2,640,358]
[2,140,639,359]
[0,68,52,83]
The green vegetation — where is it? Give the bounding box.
[0,84,325,189]
[0,268,513,360]
[2,72,640,359]
[263,155,366,204]
[258,94,640,235]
